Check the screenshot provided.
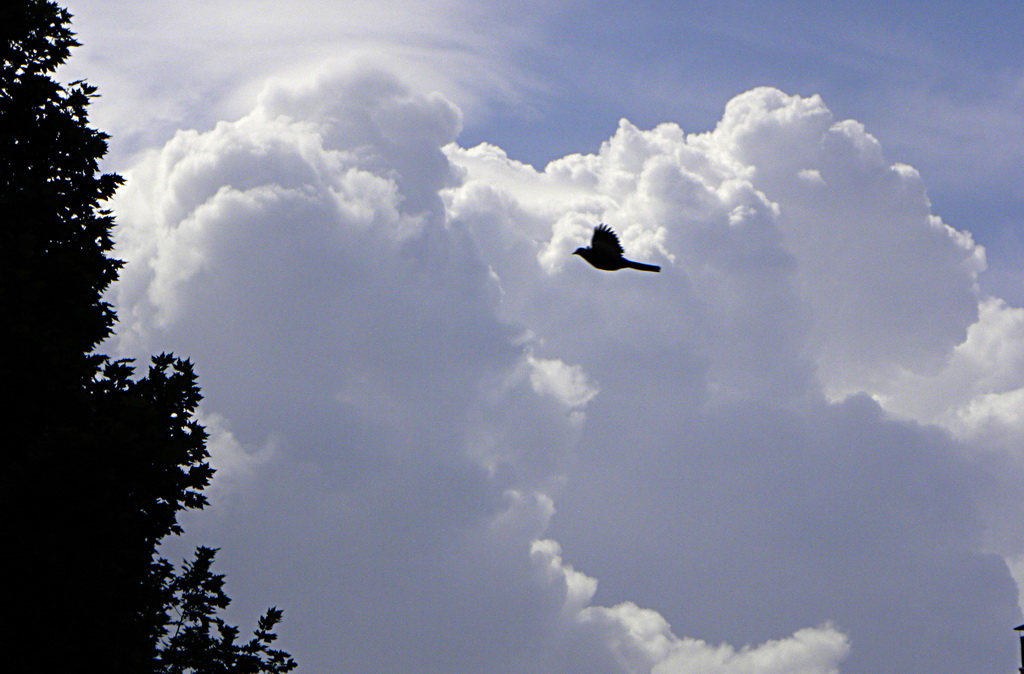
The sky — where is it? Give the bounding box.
[56,1,1024,672]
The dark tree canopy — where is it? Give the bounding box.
[2,2,295,671]
[155,547,296,674]
[1,0,122,378]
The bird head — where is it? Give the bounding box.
[572,247,586,256]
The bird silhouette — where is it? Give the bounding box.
[572,224,660,272]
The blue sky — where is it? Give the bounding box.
[60,1,1024,672]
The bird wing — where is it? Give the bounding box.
[591,224,624,256]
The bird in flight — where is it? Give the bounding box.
[572,224,660,272]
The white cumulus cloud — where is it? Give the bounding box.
[109,62,1023,673]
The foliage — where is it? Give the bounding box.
[155,547,297,674]
[1,0,122,378]
[2,2,295,671]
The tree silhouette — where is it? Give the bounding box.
[2,2,295,671]
[154,547,295,674]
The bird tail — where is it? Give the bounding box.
[625,259,660,272]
